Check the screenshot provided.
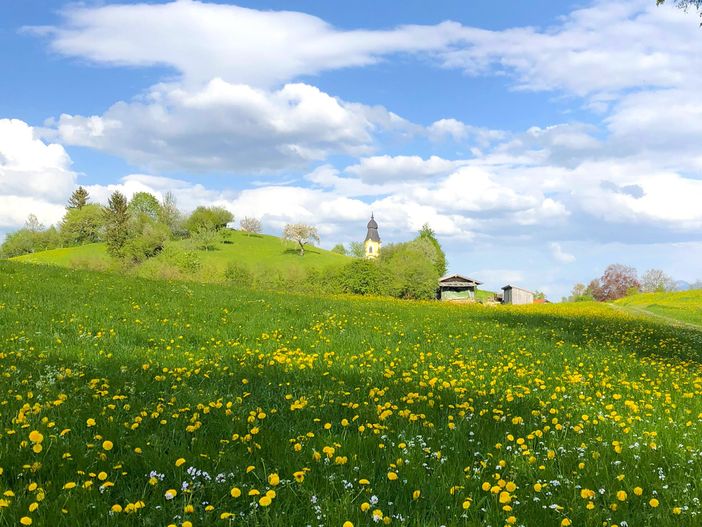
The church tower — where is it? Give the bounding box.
[364,214,381,259]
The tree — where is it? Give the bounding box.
[381,240,440,300]
[568,282,593,302]
[658,0,702,23]
[641,269,676,293]
[240,217,262,235]
[158,191,183,236]
[595,264,640,301]
[331,243,347,255]
[338,259,384,295]
[185,206,234,233]
[128,192,161,221]
[60,203,105,245]
[67,186,90,210]
[349,241,365,258]
[24,214,43,233]
[191,225,219,251]
[417,223,448,276]
[104,191,130,258]
[283,224,319,256]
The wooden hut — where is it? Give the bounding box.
[437,274,482,301]
[501,285,534,305]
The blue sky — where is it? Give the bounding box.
[1,0,702,298]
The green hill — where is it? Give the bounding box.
[12,229,350,283]
[615,289,702,328]
[0,261,699,526]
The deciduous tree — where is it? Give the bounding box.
[283,224,319,256]
[240,217,262,235]
[596,264,640,301]
[641,269,676,293]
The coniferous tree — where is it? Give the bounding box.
[67,186,90,210]
[104,191,130,258]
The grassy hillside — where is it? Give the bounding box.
[615,289,702,327]
[0,261,700,526]
[12,229,350,282]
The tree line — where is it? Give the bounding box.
[0,188,257,260]
[565,264,700,302]
[2,188,448,301]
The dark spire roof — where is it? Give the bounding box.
[365,213,380,242]
[367,213,378,230]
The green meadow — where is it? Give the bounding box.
[0,261,700,527]
[615,289,702,327]
[12,230,349,283]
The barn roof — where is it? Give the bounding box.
[439,274,483,286]
[501,284,534,294]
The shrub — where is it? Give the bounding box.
[224,262,253,287]
[338,259,384,296]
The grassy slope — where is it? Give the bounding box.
[13,230,350,282]
[0,261,700,526]
[615,289,702,327]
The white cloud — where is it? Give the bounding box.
[345,155,460,183]
[550,242,576,263]
[439,1,702,101]
[0,119,76,229]
[45,80,407,172]
[32,0,465,87]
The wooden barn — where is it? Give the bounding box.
[501,285,534,305]
[437,274,482,301]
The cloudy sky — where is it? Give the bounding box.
[2,0,701,298]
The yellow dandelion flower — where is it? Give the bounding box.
[616,490,627,502]
[230,487,241,498]
[387,471,398,481]
[259,495,272,507]
[175,458,186,467]
[268,473,280,486]
[649,498,659,508]
[28,431,43,444]
[111,504,122,513]
[412,490,421,500]
[102,440,113,451]
[20,517,32,526]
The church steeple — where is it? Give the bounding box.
[364,213,381,258]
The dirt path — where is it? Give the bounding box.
[609,303,702,331]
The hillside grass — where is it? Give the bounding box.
[615,289,702,327]
[0,261,700,526]
[12,230,350,282]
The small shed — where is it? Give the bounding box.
[438,274,482,301]
[501,285,534,305]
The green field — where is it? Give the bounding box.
[12,230,349,283]
[615,289,702,328]
[0,262,700,526]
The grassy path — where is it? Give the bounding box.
[609,302,702,331]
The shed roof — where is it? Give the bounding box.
[501,284,534,294]
[439,274,483,286]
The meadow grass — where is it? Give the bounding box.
[615,290,702,327]
[12,230,349,282]
[0,261,700,526]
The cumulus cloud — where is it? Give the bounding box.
[345,155,461,183]
[0,119,76,229]
[45,80,407,172]
[30,0,465,87]
[439,1,702,100]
